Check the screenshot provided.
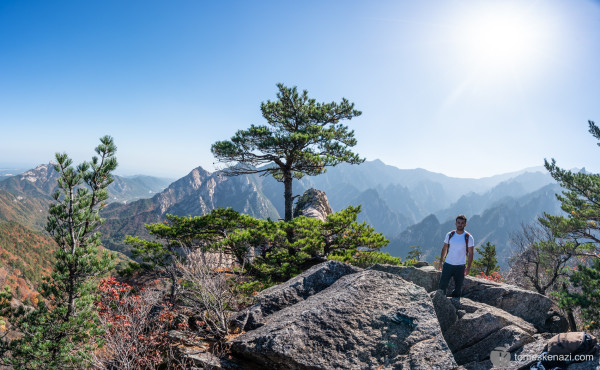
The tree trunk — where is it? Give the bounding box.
[283,173,293,222]
[67,274,75,319]
[567,309,577,331]
[282,172,296,254]
[560,283,578,331]
[170,274,177,304]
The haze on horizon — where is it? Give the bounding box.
[1,0,599,180]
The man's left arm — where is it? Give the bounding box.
[465,246,474,276]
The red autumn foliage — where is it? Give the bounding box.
[94,277,178,369]
[475,271,504,283]
[0,222,56,303]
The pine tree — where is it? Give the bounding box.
[251,205,388,281]
[540,120,600,256]
[471,242,500,276]
[538,120,600,330]
[128,206,388,286]
[406,245,423,261]
[1,136,117,369]
[556,258,600,330]
[125,208,260,303]
[211,83,363,221]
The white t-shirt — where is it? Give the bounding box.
[444,231,474,265]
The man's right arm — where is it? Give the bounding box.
[438,243,449,270]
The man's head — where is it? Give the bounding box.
[455,215,467,231]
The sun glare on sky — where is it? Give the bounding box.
[450,2,552,79]
[0,0,598,178]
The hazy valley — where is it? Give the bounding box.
[0,160,563,270]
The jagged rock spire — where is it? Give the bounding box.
[293,188,332,221]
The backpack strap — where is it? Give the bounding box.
[447,231,455,256]
[448,230,471,256]
[464,232,471,255]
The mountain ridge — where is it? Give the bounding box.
[0,160,565,264]
[95,161,560,258]
[385,183,564,268]
[99,166,280,254]
[0,163,174,204]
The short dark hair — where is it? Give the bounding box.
[456,214,467,222]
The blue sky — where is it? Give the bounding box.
[1,0,599,179]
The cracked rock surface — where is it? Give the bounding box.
[230,269,457,369]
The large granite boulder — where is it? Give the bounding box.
[293,188,333,221]
[230,260,362,332]
[371,264,440,292]
[453,325,534,365]
[371,264,560,330]
[229,269,457,369]
[462,333,599,369]
[460,279,555,330]
[431,293,536,365]
[223,262,578,368]
[430,289,458,332]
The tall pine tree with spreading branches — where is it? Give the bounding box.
[211,83,364,221]
[541,120,600,331]
[1,136,117,369]
[540,120,600,255]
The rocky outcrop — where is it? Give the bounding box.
[461,281,557,332]
[230,260,361,332]
[370,264,560,331]
[292,188,332,221]
[461,333,600,370]
[180,348,242,370]
[230,269,457,369]
[221,262,579,369]
[430,291,537,365]
[430,288,458,333]
[371,264,440,292]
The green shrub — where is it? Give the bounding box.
[401,258,418,267]
[329,250,402,268]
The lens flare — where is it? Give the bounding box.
[452,3,549,76]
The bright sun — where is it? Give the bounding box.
[452,3,549,76]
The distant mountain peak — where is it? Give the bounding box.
[21,162,53,175]
[191,165,211,175]
[1,163,173,205]
[421,214,440,225]
[17,162,58,186]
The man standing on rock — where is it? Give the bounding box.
[437,214,474,298]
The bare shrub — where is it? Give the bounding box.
[508,221,581,295]
[508,221,587,330]
[177,250,241,340]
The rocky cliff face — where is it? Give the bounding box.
[191,261,597,369]
[1,163,59,198]
[149,167,277,218]
[292,188,332,221]
[0,163,172,207]
[99,166,280,255]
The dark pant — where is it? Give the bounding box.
[438,262,465,297]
